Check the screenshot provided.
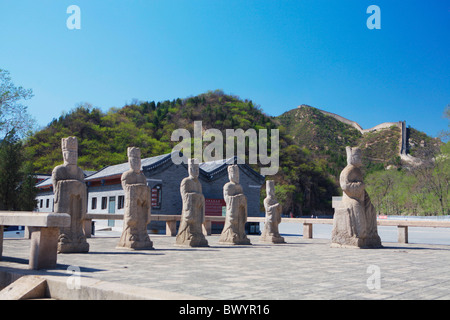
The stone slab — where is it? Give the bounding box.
[2,234,450,300]
[0,212,71,228]
[0,275,47,300]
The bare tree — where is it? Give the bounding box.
[0,69,35,139]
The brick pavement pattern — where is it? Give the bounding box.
[1,234,450,299]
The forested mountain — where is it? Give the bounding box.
[276,106,362,178]
[277,105,441,176]
[25,90,444,216]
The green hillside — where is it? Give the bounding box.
[276,105,442,177]
[407,127,441,159]
[25,90,338,216]
[25,91,443,216]
[358,125,402,167]
[27,91,277,172]
[276,105,362,178]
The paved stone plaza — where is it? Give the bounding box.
[1,232,450,300]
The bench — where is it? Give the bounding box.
[0,211,70,270]
[268,218,450,243]
[83,213,450,244]
[84,214,226,237]
[330,197,450,243]
[84,215,338,238]
[83,214,182,237]
[376,219,450,243]
[272,217,450,244]
[248,217,333,239]
[251,216,450,244]
[83,214,123,237]
[203,216,330,237]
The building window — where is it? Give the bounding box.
[101,197,107,210]
[46,199,49,208]
[91,197,97,210]
[118,195,125,209]
[151,184,162,209]
[40,199,43,208]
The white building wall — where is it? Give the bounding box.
[35,191,54,213]
[35,184,127,231]
[88,184,125,231]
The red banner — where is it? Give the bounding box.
[205,198,226,216]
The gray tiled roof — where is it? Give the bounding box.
[85,153,171,181]
[36,170,100,188]
[36,177,52,188]
[198,156,265,183]
[36,153,264,187]
[199,157,235,173]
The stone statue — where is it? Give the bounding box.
[175,158,209,247]
[260,180,285,244]
[219,165,251,245]
[117,147,153,250]
[331,147,382,248]
[52,136,89,253]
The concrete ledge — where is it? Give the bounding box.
[0,275,47,300]
[0,270,204,300]
[44,275,203,300]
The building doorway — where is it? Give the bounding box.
[108,196,116,227]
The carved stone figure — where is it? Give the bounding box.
[331,147,382,248]
[52,137,89,253]
[117,147,153,250]
[219,165,251,245]
[175,158,209,247]
[260,180,285,244]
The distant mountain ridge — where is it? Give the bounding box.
[298,105,415,164]
[277,104,440,174]
[303,104,403,134]
[312,105,443,165]
[24,90,441,216]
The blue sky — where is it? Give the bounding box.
[0,0,448,138]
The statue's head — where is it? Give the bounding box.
[62,136,78,165]
[127,147,141,173]
[228,165,239,183]
[266,180,276,198]
[188,158,199,178]
[346,146,362,167]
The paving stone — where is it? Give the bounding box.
[2,234,450,299]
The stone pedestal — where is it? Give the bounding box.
[398,226,408,243]
[30,227,60,269]
[331,147,382,249]
[219,195,251,245]
[54,179,89,253]
[331,205,382,248]
[117,184,153,250]
[0,226,3,259]
[303,223,313,239]
[176,159,208,247]
[117,147,153,250]
[260,180,285,244]
[52,137,90,254]
[176,193,209,247]
[219,165,251,245]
